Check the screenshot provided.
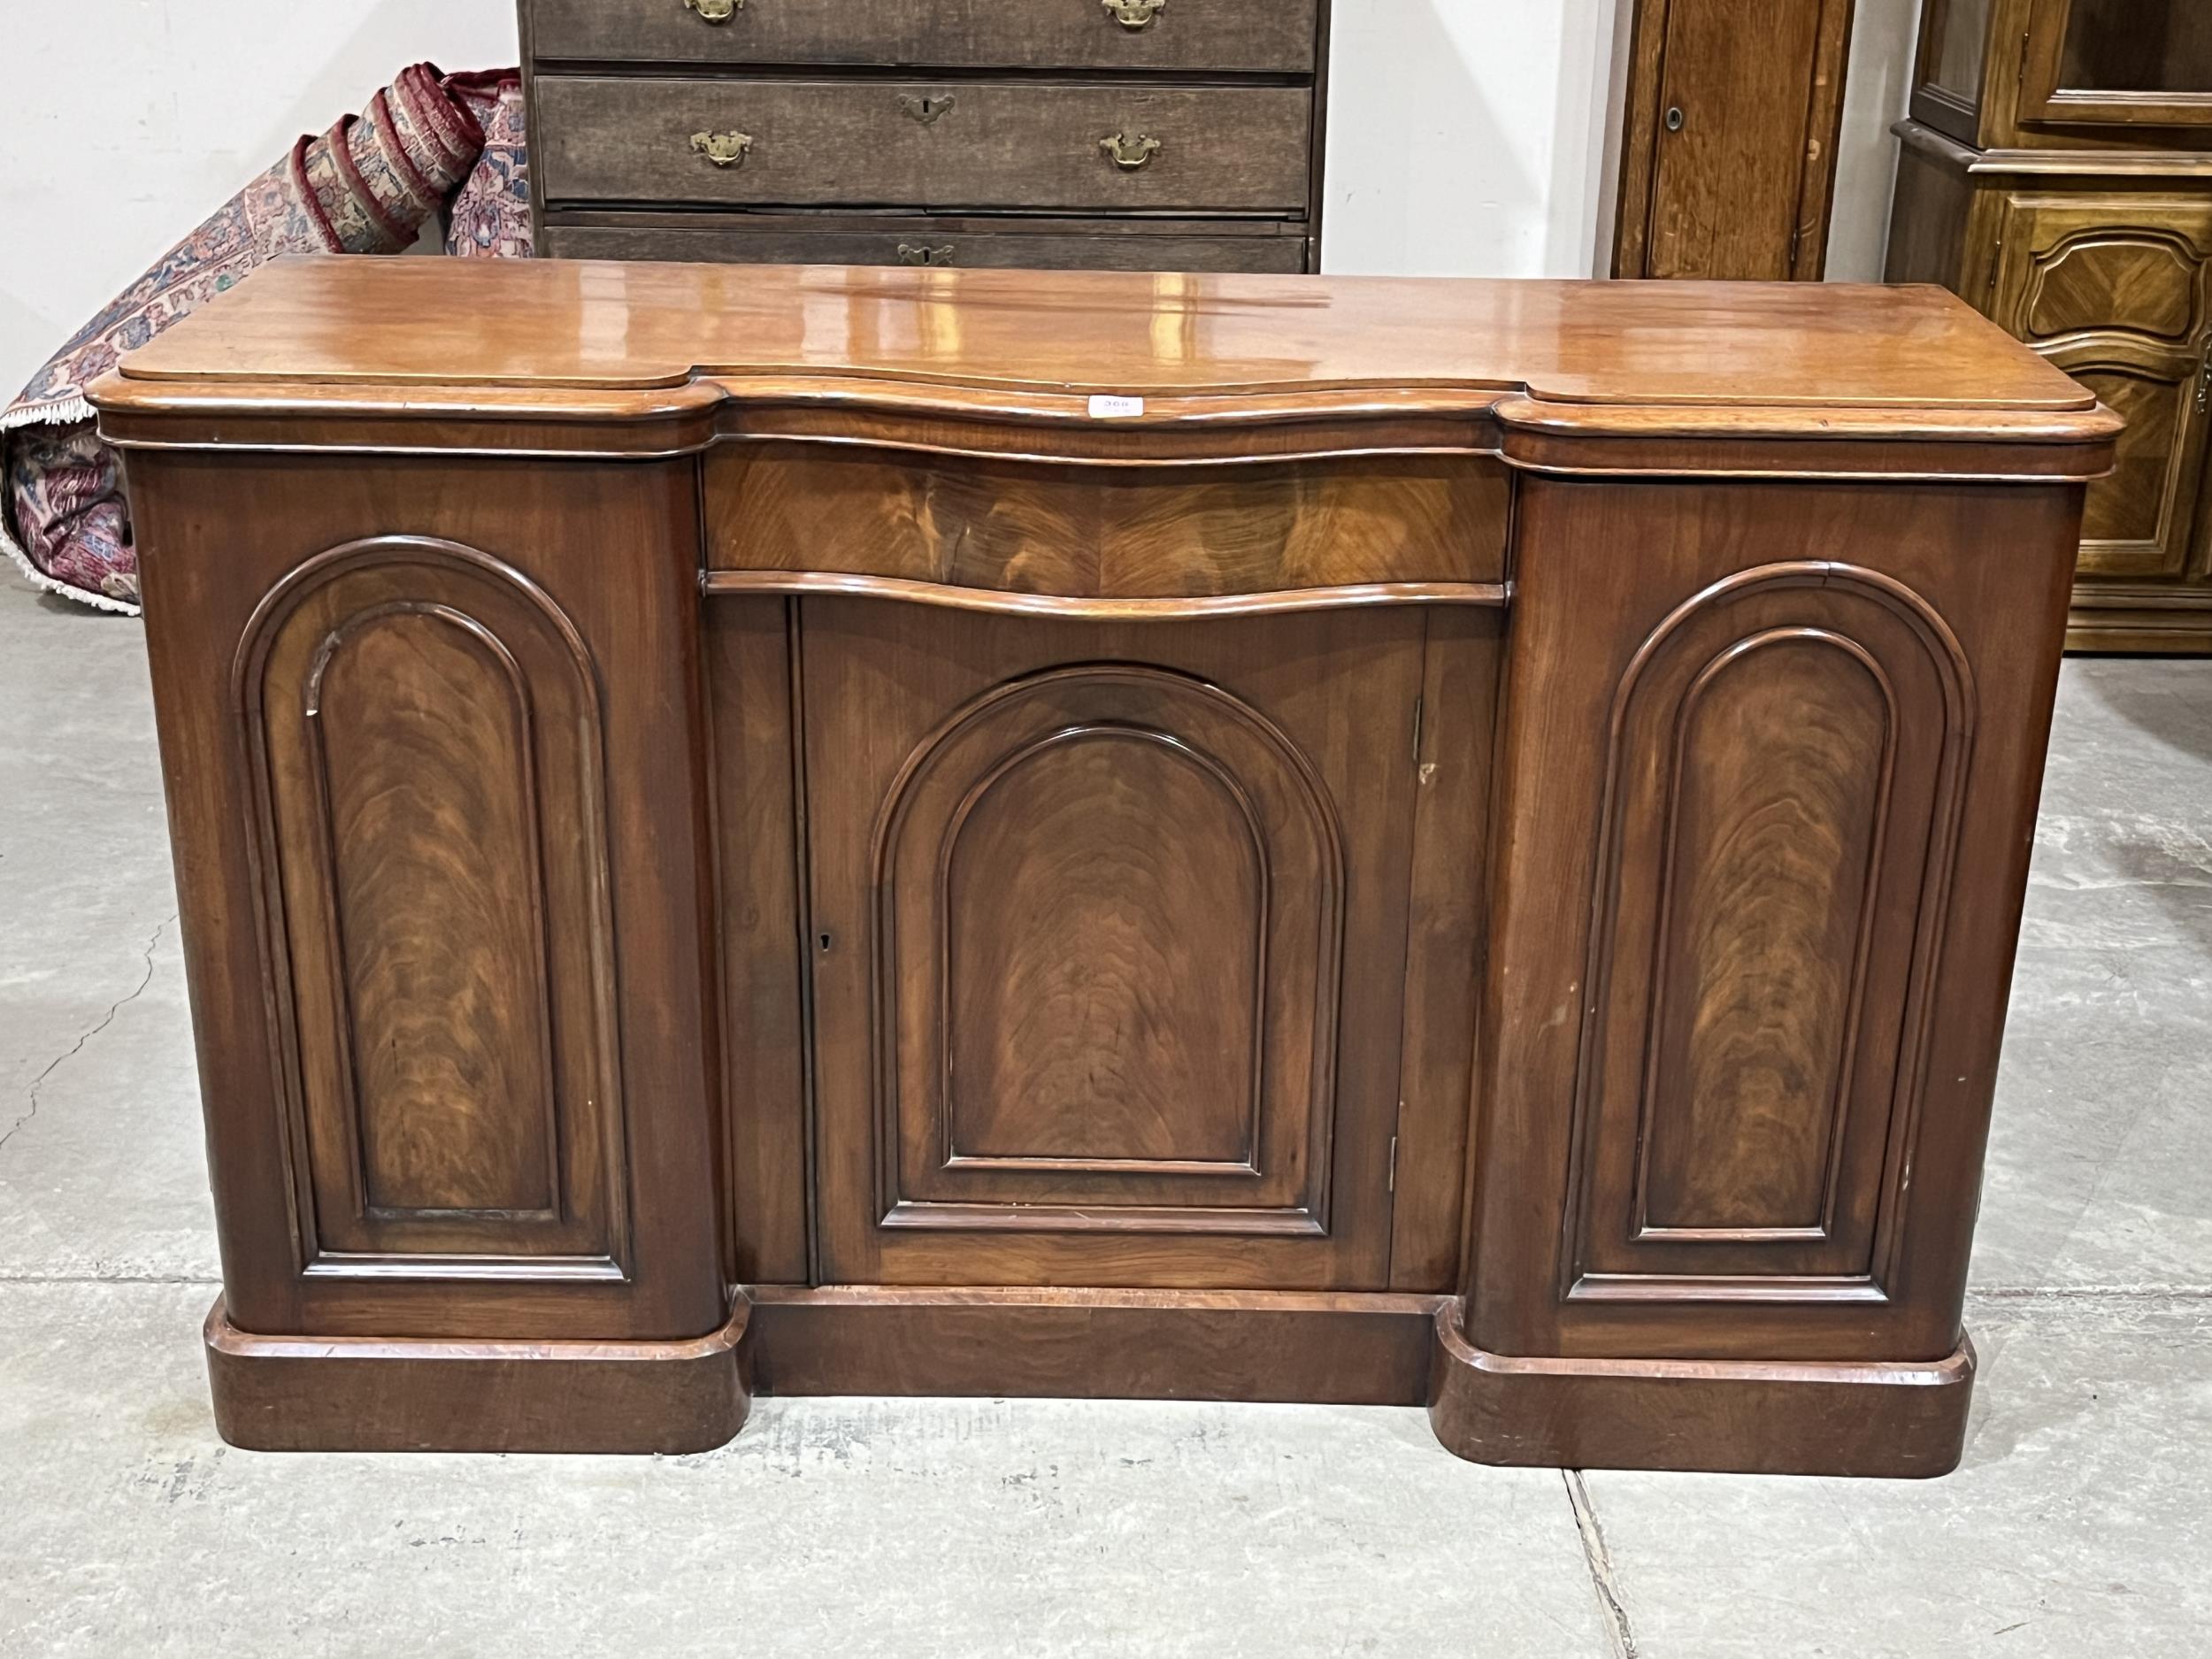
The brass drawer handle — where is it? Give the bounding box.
[690,129,754,168]
[1103,0,1167,27]
[1101,132,1163,171]
[897,243,956,266]
[684,0,744,19]
[897,93,957,126]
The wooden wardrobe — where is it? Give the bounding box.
[1887,0,2212,653]
[1611,0,1857,279]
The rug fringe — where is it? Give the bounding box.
[0,396,143,616]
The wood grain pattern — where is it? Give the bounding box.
[105,257,2100,1471]
[526,0,1321,73]
[1565,563,1972,1299]
[1388,607,1501,1291]
[1427,1308,1976,1477]
[535,77,1312,213]
[1992,196,2212,582]
[707,449,1509,595]
[869,663,1343,1233]
[1638,632,1893,1237]
[1888,2,2212,652]
[705,599,812,1284]
[1465,478,2062,1370]
[205,1296,750,1454]
[941,726,1265,1169]
[749,1286,1440,1404]
[801,600,1417,1288]
[99,257,2104,425]
[235,537,628,1277]
[1614,0,1856,279]
[128,452,727,1346]
[311,607,557,1217]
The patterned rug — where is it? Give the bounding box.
[1,64,529,614]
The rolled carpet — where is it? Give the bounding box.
[1,63,489,612]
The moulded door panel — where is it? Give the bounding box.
[801,599,1429,1290]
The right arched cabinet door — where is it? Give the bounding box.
[1562,561,1977,1307]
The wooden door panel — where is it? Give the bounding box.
[803,600,1425,1289]
[879,664,1342,1232]
[236,536,628,1279]
[1564,565,1972,1296]
[1993,196,2212,580]
[1646,0,1825,279]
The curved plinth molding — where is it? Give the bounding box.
[204,1297,752,1454]
[1425,1307,1975,1478]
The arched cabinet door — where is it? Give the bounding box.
[1563,562,1975,1304]
[233,536,629,1281]
[800,599,1433,1290]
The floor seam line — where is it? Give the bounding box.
[1563,1467,1640,1659]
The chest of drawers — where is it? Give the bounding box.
[518,0,1332,273]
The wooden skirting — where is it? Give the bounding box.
[1426,1309,1977,1479]
[204,1298,752,1454]
[748,1286,1445,1405]
[205,1287,1980,1474]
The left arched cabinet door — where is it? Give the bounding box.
[232,536,631,1284]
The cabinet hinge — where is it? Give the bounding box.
[1388,1133,1399,1194]
[1788,225,1802,273]
[2016,29,2031,87]
[1410,695,1424,765]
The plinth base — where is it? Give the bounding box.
[204,1297,752,1454]
[1425,1307,1977,1478]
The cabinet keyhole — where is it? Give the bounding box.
[1664,106,1685,133]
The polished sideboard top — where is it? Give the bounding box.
[96,256,2113,471]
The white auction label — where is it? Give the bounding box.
[1087,394,1146,419]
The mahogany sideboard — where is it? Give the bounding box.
[91,257,2116,1475]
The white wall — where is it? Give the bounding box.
[0,0,1924,400]
[0,0,520,397]
[1829,0,1920,280]
[1321,0,1626,278]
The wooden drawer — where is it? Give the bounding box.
[541,213,1311,273]
[705,449,1511,598]
[534,77,1313,212]
[526,0,1320,75]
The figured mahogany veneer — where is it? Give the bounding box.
[94,257,2114,1474]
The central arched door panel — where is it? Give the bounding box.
[801,599,1429,1289]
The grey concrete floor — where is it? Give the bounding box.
[1,560,2208,1657]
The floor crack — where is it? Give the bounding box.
[1564,1468,1640,1659]
[0,913,173,1159]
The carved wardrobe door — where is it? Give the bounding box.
[1989,195,2212,586]
[801,599,1425,1290]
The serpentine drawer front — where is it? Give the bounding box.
[92,257,2116,1472]
[703,450,1511,601]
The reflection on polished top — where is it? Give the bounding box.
[108,254,2101,426]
